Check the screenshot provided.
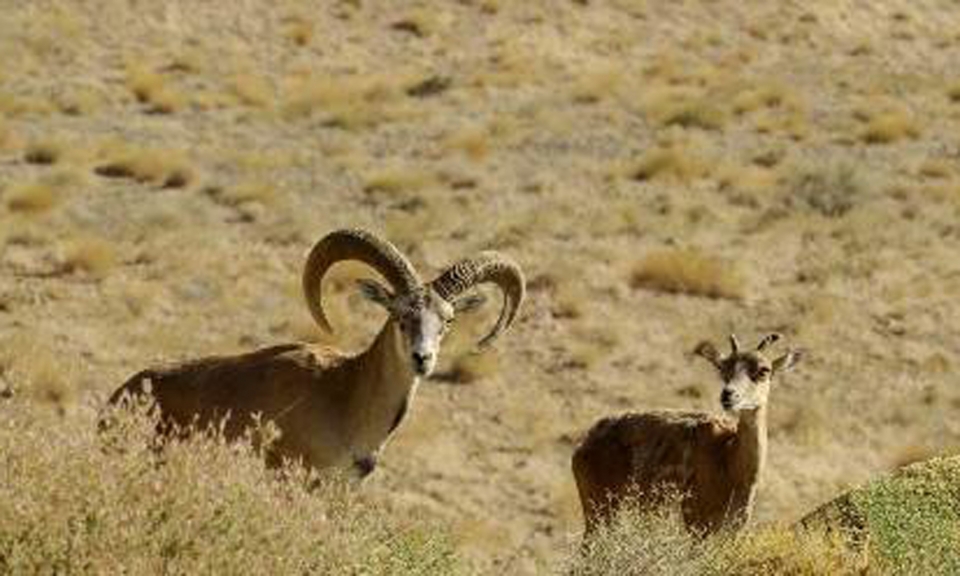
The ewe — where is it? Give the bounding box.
[572,333,802,535]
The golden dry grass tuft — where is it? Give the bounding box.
[125,64,186,114]
[0,117,13,150]
[94,144,195,188]
[284,15,315,46]
[630,249,745,300]
[732,84,791,115]
[283,73,409,129]
[0,336,74,410]
[363,164,435,195]
[55,87,103,116]
[854,102,920,144]
[642,86,726,130]
[443,125,490,161]
[231,74,274,108]
[23,139,63,165]
[571,67,624,104]
[948,82,960,103]
[5,182,58,213]
[212,181,278,206]
[626,143,711,182]
[61,236,117,278]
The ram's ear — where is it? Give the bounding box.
[693,341,722,368]
[772,349,804,373]
[357,279,394,309]
[453,293,487,315]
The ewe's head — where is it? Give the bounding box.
[694,333,803,412]
[303,229,525,377]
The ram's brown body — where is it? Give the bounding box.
[572,409,764,535]
[109,322,415,474]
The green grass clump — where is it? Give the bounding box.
[0,400,465,575]
[801,456,960,574]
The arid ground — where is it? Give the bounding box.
[3,0,960,572]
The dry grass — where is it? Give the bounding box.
[55,87,103,116]
[363,164,435,195]
[626,143,710,182]
[732,84,791,115]
[24,139,63,165]
[0,335,74,410]
[443,125,490,161]
[786,161,864,218]
[571,67,624,104]
[0,401,466,574]
[0,118,13,150]
[5,182,58,213]
[94,144,195,188]
[444,350,500,384]
[630,249,745,300]
[125,64,186,114]
[3,2,960,572]
[855,103,920,144]
[948,82,960,103]
[231,74,273,108]
[563,495,863,575]
[284,15,315,46]
[282,73,409,129]
[642,86,726,130]
[61,236,117,278]
[917,159,952,180]
[211,182,278,206]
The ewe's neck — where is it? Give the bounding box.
[735,404,768,481]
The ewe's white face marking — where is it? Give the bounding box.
[394,290,454,377]
[719,353,773,412]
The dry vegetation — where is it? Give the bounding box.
[2,0,960,573]
[0,401,463,574]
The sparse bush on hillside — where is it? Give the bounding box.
[0,401,465,575]
[787,162,863,218]
[563,494,862,576]
[630,249,744,300]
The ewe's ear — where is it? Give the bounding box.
[772,349,804,373]
[693,341,722,368]
[357,279,394,308]
[453,293,486,315]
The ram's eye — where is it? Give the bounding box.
[754,367,772,380]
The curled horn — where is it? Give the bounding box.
[302,229,421,333]
[729,334,740,355]
[756,333,782,352]
[430,251,525,348]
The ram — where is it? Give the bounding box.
[106,228,525,479]
[572,333,802,535]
